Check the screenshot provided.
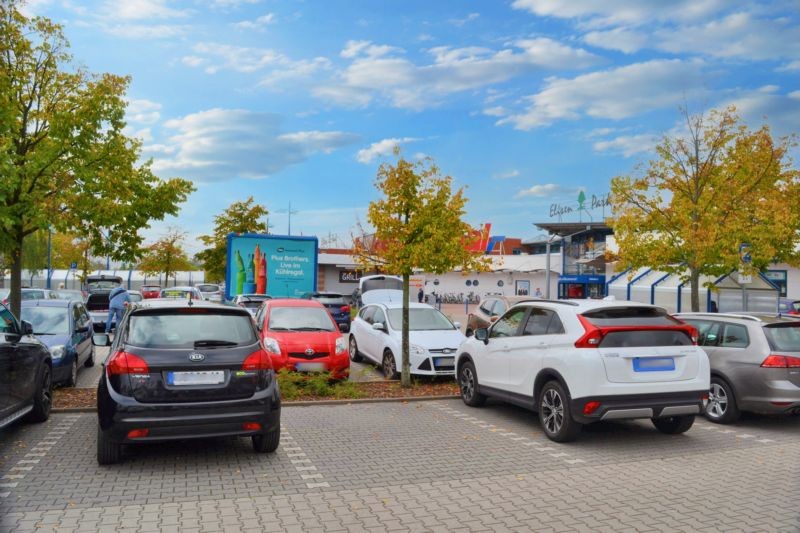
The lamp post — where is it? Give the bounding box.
[46,227,52,289]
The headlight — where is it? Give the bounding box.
[335,337,347,355]
[50,345,65,360]
[263,337,281,355]
[411,344,427,355]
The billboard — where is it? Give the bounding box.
[225,233,318,300]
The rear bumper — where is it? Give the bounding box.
[739,379,800,415]
[98,378,281,444]
[571,390,707,425]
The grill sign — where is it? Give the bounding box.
[305,348,315,356]
[188,352,206,362]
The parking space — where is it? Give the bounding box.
[1,399,798,532]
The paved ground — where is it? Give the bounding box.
[1,398,798,532]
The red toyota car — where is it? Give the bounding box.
[140,285,161,299]
[255,299,349,380]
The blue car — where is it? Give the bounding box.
[21,299,95,387]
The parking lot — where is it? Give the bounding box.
[1,396,798,532]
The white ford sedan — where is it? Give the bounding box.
[348,291,464,379]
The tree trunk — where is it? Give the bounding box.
[9,224,24,319]
[689,267,701,312]
[401,273,411,388]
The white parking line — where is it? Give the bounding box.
[280,427,331,489]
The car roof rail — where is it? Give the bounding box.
[512,299,580,307]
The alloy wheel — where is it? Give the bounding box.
[707,383,728,419]
[460,367,475,401]
[541,388,564,435]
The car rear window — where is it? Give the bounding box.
[599,330,693,348]
[141,285,160,291]
[581,306,680,327]
[313,294,345,305]
[160,289,196,299]
[197,284,220,292]
[126,309,257,348]
[764,323,800,352]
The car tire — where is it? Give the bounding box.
[652,415,695,435]
[65,358,78,388]
[706,377,739,424]
[97,427,122,465]
[26,365,52,423]
[458,361,486,407]
[252,428,280,453]
[538,381,581,443]
[85,345,95,368]
[348,336,363,362]
[382,351,399,380]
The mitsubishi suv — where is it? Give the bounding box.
[456,300,709,442]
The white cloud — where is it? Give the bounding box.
[317,38,600,110]
[234,13,276,30]
[717,85,800,137]
[592,133,660,157]
[511,0,729,28]
[482,106,507,117]
[500,59,706,130]
[653,12,800,61]
[110,0,190,20]
[583,27,647,53]
[449,13,480,27]
[356,137,419,164]
[492,169,520,179]
[126,98,162,125]
[210,0,261,8]
[777,60,800,72]
[515,183,560,198]
[186,43,284,74]
[108,23,187,39]
[259,57,332,87]
[151,109,359,182]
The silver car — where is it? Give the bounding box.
[196,283,223,302]
[676,312,800,423]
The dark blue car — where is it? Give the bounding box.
[21,299,94,387]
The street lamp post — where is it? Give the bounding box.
[46,227,52,289]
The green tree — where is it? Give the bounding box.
[355,150,490,387]
[137,229,194,287]
[0,2,195,317]
[196,196,268,282]
[610,106,800,311]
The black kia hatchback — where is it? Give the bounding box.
[96,298,281,464]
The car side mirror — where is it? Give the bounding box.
[372,322,386,332]
[93,333,112,347]
[475,328,489,344]
[21,320,34,336]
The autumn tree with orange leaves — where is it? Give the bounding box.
[610,106,800,311]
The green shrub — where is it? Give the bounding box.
[276,368,365,401]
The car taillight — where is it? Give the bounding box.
[127,429,150,439]
[106,351,149,375]
[761,355,800,368]
[242,349,272,370]
[574,315,605,348]
[340,305,350,313]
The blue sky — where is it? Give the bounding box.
[24,0,800,254]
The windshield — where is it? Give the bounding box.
[141,286,160,291]
[764,324,800,352]
[387,308,455,331]
[21,290,49,300]
[197,284,220,292]
[160,289,196,299]
[361,276,402,292]
[268,307,336,332]
[313,294,345,305]
[21,307,69,335]
[52,290,83,301]
[128,293,143,302]
[127,310,257,348]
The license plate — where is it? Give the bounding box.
[167,370,225,386]
[433,357,455,368]
[633,357,675,372]
[296,362,326,372]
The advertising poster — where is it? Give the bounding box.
[225,234,318,300]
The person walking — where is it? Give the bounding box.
[418,287,424,303]
[534,287,542,298]
[106,285,130,334]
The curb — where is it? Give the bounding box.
[52,394,460,413]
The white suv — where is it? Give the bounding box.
[456,300,710,442]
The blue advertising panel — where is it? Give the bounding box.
[225,233,318,300]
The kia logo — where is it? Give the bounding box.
[188,352,205,362]
[305,348,315,356]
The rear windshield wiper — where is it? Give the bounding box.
[193,339,238,347]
